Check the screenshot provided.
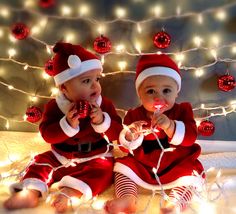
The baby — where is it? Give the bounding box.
[4,42,122,213]
[106,54,205,214]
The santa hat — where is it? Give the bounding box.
[135,54,181,92]
[49,42,103,86]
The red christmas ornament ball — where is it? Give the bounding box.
[44,59,54,76]
[26,106,42,123]
[153,31,171,49]
[11,22,30,40]
[93,35,112,54]
[198,120,215,136]
[39,0,55,8]
[217,74,235,92]
[76,100,91,119]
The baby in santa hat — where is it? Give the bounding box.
[105,54,205,214]
[4,42,122,213]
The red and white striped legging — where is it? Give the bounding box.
[115,173,194,211]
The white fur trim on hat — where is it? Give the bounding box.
[54,58,103,86]
[135,66,181,92]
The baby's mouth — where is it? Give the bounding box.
[90,91,98,98]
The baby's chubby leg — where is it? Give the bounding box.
[4,189,40,210]
[105,173,138,214]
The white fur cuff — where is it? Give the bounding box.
[119,128,144,151]
[59,116,80,137]
[91,112,111,133]
[169,120,185,145]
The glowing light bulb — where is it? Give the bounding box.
[136,22,142,33]
[30,96,38,103]
[9,34,17,43]
[97,24,106,34]
[5,120,9,129]
[197,14,203,24]
[31,26,40,35]
[8,48,17,58]
[24,64,29,70]
[24,0,35,7]
[215,10,226,21]
[42,72,50,80]
[176,6,181,15]
[51,87,59,96]
[0,7,10,18]
[211,35,220,46]
[135,42,142,53]
[23,114,27,121]
[193,36,203,47]
[116,44,125,53]
[0,28,3,37]
[175,53,185,62]
[231,46,236,54]
[153,5,162,17]
[61,5,72,16]
[210,49,217,59]
[79,4,90,16]
[115,7,126,18]
[65,32,75,42]
[118,61,127,71]
[195,69,204,77]
[8,85,14,90]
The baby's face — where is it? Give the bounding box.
[138,75,178,113]
[61,69,102,103]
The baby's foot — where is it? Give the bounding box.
[105,195,137,214]
[51,187,82,213]
[4,189,40,210]
[160,201,179,214]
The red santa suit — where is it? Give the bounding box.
[12,93,122,200]
[114,102,205,191]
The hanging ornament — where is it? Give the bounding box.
[26,106,42,123]
[11,22,30,40]
[198,120,215,136]
[44,59,54,76]
[39,0,55,8]
[153,30,171,49]
[76,100,91,118]
[217,74,235,92]
[93,35,112,54]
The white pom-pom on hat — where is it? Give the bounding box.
[67,55,81,68]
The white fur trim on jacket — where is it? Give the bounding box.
[10,178,48,199]
[54,59,103,86]
[114,163,204,191]
[169,120,185,146]
[135,66,181,92]
[91,112,111,133]
[58,176,93,201]
[119,128,144,151]
[59,115,80,137]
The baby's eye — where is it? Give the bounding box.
[163,88,171,94]
[147,89,156,94]
[96,77,101,82]
[82,79,90,84]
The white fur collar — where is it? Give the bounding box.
[55,91,102,114]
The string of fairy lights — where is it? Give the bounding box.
[0,1,236,213]
[0,1,235,135]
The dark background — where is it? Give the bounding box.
[0,0,235,140]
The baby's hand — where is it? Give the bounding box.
[66,103,80,129]
[90,102,104,125]
[125,121,148,141]
[151,113,171,131]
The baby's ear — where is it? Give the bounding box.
[59,84,66,92]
